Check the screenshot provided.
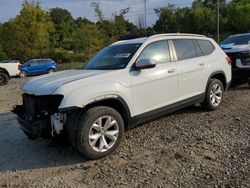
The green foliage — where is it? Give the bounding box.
[49,8,74,48]
[154,0,250,39]
[72,24,104,59]
[1,1,54,62]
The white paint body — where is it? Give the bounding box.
[0,62,20,76]
[22,34,232,117]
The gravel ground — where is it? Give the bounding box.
[0,78,249,187]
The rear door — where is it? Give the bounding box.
[38,60,48,73]
[172,39,207,101]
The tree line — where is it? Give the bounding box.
[0,0,249,63]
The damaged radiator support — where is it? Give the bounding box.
[12,94,64,139]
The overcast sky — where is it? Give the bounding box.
[0,0,194,26]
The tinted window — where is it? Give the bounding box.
[197,40,215,56]
[193,40,203,57]
[30,61,39,66]
[221,34,250,45]
[173,39,197,60]
[39,60,49,64]
[137,40,170,64]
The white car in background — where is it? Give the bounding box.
[13,34,231,159]
[0,60,20,85]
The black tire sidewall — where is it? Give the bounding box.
[205,79,224,111]
[48,68,55,73]
[76,106,124,159]
[0,72,8,86]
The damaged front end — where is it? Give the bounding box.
[12,94,65,140]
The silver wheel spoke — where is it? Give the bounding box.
[104,120,116,130]
[215,96,221,102]
[99,137,105,151]
[92,123,101,131]
[102,135,109,149]
[105,130,119,141]
[89,133,101,146]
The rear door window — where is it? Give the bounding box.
[172,39,197,61]
[197,40,215,56]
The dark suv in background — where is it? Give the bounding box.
[220,33,250,86]
[19,59,58,77]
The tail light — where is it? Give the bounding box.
[226,56,232,65]
[18,64,21,70]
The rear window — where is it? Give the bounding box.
[173,39,197,61]
[197,40,215,56]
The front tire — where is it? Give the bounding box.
[202,79,224,111]
[0,72,9,86]
[75,106,124,159]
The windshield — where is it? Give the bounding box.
[84,43,141,70]
[221,34,250,45]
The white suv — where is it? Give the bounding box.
[13,34,232,159]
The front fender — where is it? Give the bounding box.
[54,82,134,115]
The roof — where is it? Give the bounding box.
[112,37,147,45]
[112,33,207,46]
[230,33,250,37]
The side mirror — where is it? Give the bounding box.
[27,64,31,67]
[135,58,156,70]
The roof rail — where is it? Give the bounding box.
[149,33,206,39]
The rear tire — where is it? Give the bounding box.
[202,79,224,111]
[74,106,124,159]
[0,72,9,86]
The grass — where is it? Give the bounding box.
[58,61,84,70]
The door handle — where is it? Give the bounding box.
[168,68,176,73]
[199,62,206,66]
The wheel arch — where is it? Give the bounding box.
[207,71,227,91]
[0,67,10,78]
[83,96,132,130]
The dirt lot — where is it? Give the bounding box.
[0,78,249,187]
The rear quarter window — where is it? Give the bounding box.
[197,40,215,56]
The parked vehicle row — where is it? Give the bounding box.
[220,32,250,86]
[13,33,232,159]
[0,59,58,85]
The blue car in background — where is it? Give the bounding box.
[19,59,58,77]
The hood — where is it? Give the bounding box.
[221,43,250,53]
[22,69,110,95]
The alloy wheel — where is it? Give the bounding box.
[210,83,222,106]
[88,116,119,152]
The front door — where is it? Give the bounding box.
[130,40,179,116]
